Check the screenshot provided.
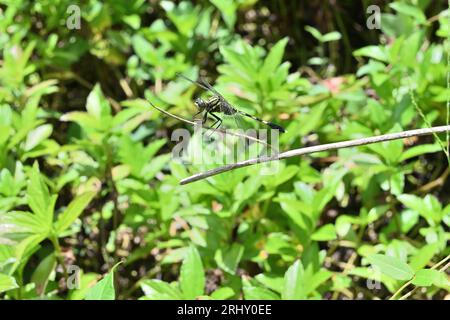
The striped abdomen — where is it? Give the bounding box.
[237,110,286,133]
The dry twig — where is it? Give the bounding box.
[180,126,450,185]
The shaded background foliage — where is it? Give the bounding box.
[0,0,449,300]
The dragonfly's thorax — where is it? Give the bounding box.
[206,96,236,115]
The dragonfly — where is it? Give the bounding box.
[176,73,286,134]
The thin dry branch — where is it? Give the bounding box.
[148,100,273,148]
[180,125,450,185]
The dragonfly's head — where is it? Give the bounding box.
[194,98,207,111]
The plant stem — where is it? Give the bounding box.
[389,279,412,300]
[50,235,68,279]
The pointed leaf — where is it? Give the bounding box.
[54,191,96,235]
[0,273,18,293]
[367,254,414,281]
[214,244,244,274]
[27,163,54,230]
[282,260,306,299]
[180,245,205,299]
[85,262,122,300]
[321,31,342,42]
[311,224,337,241]
[260,38,288,76]
[24,124,53,151]
[86,84,111,121]
[243,285,280,300]
[411,269,442,287]
[140,279,183,300]
[31,252,56,296]
[409,244,438,272]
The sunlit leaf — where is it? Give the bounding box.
[180,245,205,299]
[367,254,414,281]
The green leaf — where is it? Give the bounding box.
[411,269,442,287]
[68,272,99,300]
[86,84,111,121]
[210,287,235,300]
[209,0,237,29]
[24,124,53,151]
[27,163,54,230]
[60,112,100,129]
[409,244,438,271]
[348,267,398,293]
[122,14,141,29]
[85,262,122,300]
[311,224,337,241]
[140,279,183,300]
[297,103,327,136]
[398,194,441,226]
[305,26,323,41]
[389,172,404,195]
[220,45,257,79]
[0,273,18,293]
[260,37,288,76]
[305,270,333,294]
[321,31,342,42]
[243,285,280,300]
[131,34,157,65]
[400,144,442,161]
[214,243,244,274]
[0,210,45,234]
[353,46,388,62]
[282,260,306,299]
[389,2,426,24]
[367,254,414,281]
[255,274,284,294]
[160,1,198,37]
[397,194,424,212]
[31,252,56,296]
[368,133,403,164]
[275,197,313,232]
[54,191,96,235]
[335,215,360,237]
[179,245,205,299]
[443,205,450,227]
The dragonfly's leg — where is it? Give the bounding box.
[206,120,221,138]
[201,112,213,136]
[210,112,222,126]
[207,112,222,137]
[193,110,202,122]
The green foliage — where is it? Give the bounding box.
[0,273,18,294]
[179,246,205,299]
[367,254,414,281]
[86,262,122,300]
[0,0,449,301]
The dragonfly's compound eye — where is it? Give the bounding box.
[194,98,206,111]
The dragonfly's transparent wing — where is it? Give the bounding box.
[177,72,234,106]
[198,78,226,99]
[231,111,246,131]
[176,72,213,94]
